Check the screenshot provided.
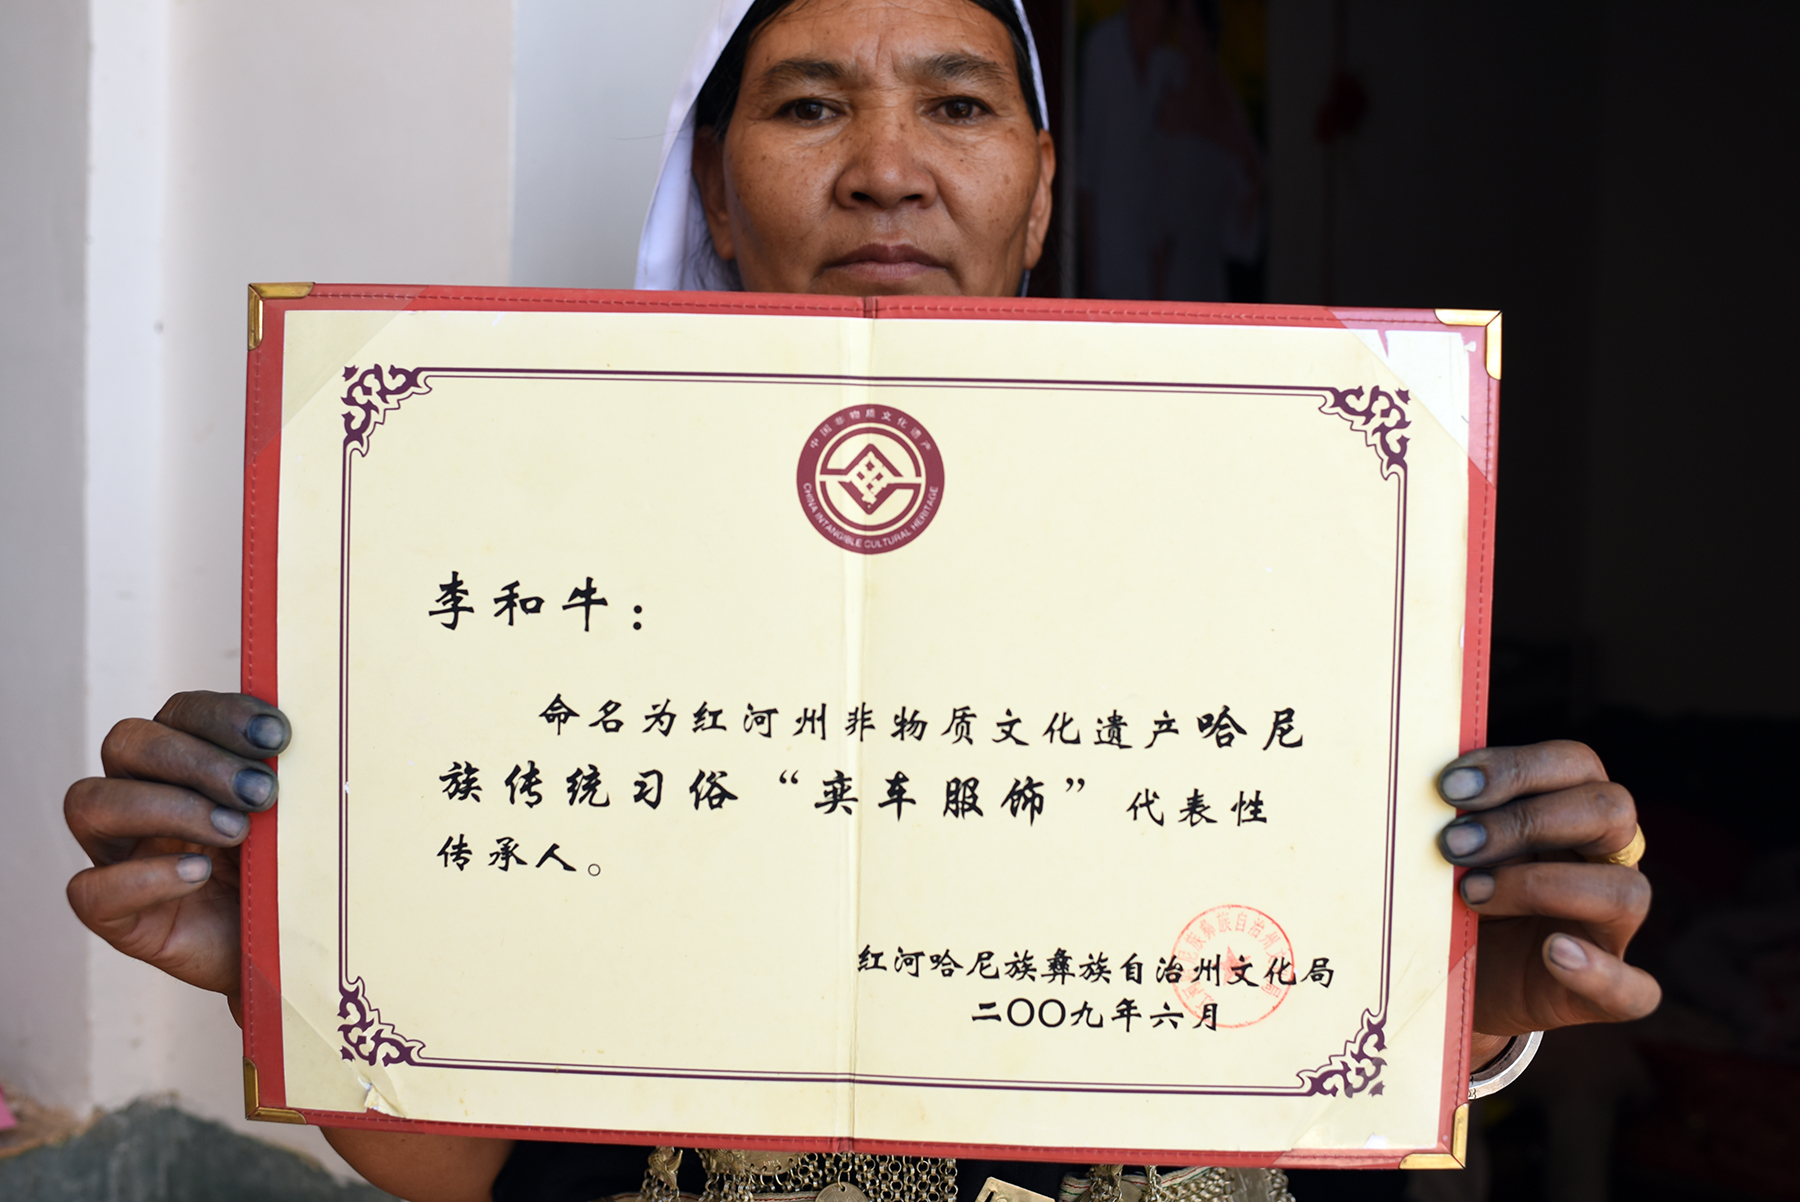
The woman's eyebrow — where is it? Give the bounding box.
[752,52,1010,94]
[902,52,1011,91]
[756,57,857,91]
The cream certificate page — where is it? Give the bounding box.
[270,305,1477,1157]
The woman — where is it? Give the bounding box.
[61,1,1657,1200]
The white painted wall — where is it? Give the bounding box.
[4,0,710,1178]
[94,0,513,1171]
[3,0,530,1182]
[0,0,96,1120]
[4,0,709,1177]
[512,0,718,288]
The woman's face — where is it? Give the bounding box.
[693,0,1055,297]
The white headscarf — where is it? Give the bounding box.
[635,0,1049,292]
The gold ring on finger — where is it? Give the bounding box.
[1582,823,1645,870]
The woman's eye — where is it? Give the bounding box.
[939,98,984,121]
[788,99,830,122]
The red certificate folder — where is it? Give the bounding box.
[239,285,1497,1169]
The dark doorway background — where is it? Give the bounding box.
[1023,1,1800,1198]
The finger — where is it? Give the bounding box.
[65,777,251,865]
[65,854,240,995]
[1459,861,1651,952]
[153,690,291,759]
[101,717,279,812]
[1439,780,1637,864]
[1541,932,1662,1023]
[1437,740,1608,810]
[66,852,214,943]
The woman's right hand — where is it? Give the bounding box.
[65,691,515,1198]
[64,690,290,1014]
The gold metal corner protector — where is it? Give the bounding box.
[243,1056,307,1124]
[1434,308,1502,381]
[247,281,315,352]
[1398,1103,1468,1169]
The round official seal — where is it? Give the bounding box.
[796,406,944,554]
[1171,904,1296,1030]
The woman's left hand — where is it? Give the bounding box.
[1437,741,1661,1066]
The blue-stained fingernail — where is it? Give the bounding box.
[233,768,275,807]
[1460,871,1496,904]
[210,806,249,838]
[176,854,212,883]
[1548,934,1589,970]
[1443,821,1487,858]
[245,714,287,751]
[1440,766,1486,801]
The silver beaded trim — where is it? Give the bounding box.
[632,1152,1293,1202]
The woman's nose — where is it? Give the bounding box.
[834,105,938,212]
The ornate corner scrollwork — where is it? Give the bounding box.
[1296,1006,1388,1097]
[1321,385,1411,479]
[338,976,426,1067]
[341,364,430,456]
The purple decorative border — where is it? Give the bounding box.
[1320,385,1411,480]
[341,364,430,456]
[339,975,426,1067]
[330,366,1411,1098]
[1295,1008,1389,1098]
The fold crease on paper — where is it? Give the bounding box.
[1287,971,1453,1152]
[281,310,407,429]
[282,991,410,1117]
[1348,329,1472,461]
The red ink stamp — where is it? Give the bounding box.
[1171,904,1296,1029]
[796,406,944,554]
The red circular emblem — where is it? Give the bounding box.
[1171,905,1296,1029]
[796,406,945,554]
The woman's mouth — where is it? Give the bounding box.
[824,243,951,283]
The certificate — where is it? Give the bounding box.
[238,285,1499,1169]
